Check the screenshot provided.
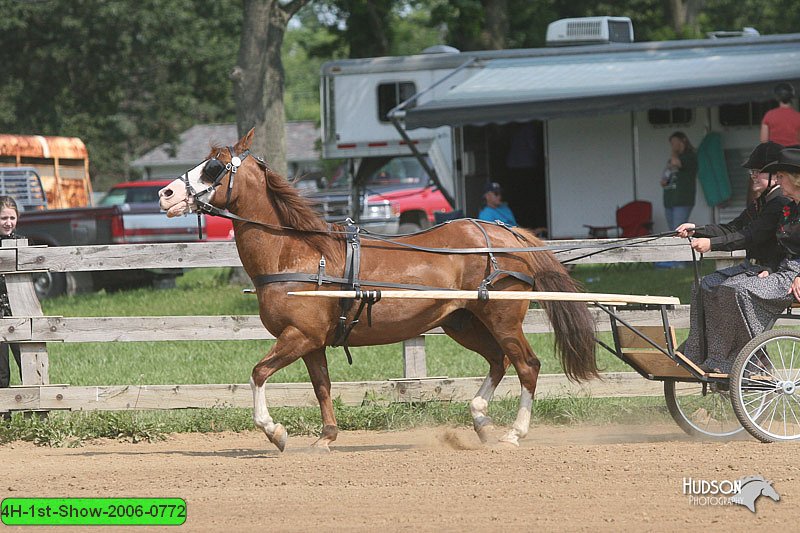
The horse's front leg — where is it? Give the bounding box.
[250,375,287,451]
[302,348,338,451]
[250,326,320,452]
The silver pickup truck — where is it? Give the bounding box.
[4,170,205,298]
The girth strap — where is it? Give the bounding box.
[469,219,536,299]
[333,224,362,357]
[250,219,536,361]
[478,269,536,300]
[335,290,382,365]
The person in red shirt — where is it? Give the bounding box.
[761,82,800,147]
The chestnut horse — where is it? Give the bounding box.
[159,129,597,452]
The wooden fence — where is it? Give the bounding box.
[0,238,746,413]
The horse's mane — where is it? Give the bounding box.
[262,165,344,263]
[208,143,343,262]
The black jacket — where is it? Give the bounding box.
[694,185,790,271]
[0,232,20,316]
[777,201,800,260]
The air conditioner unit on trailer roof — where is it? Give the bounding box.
[546,16,634,47]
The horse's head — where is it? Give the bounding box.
[761,481,781,502]
[159,128,256,217]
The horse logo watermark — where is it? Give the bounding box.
[683,476,780,512]
[729,476,781,512]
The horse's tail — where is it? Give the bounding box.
[514,228,599,382]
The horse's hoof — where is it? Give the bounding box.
[475,424,495,444]
[269,424,288,452]
[497,434,520,447]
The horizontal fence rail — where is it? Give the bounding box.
[2,237,743,272]
[0,238,745,413]
[0,373,665,412]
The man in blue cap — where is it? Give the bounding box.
[477,181,518,226]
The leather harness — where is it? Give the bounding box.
[251,218,536,363]
[181,145,676,364]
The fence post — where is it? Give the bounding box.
[402,336,427,378]
[3,239,48,386]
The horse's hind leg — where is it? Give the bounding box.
[250,326,319,452]
[496,331,540,447]
[442,314,509,443]
[302,348,338,451]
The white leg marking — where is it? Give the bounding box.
[250,376,276,437]
[471,375,499,442]
[500,387,533,446]
[470,375,496,424]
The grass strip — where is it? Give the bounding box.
[1,395,671,447]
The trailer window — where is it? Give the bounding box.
[719,100,777,127]
[367,157,429,188]
[377,82,416,122]
[647,107,693,126]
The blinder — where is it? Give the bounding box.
[180,147,255,221]
[203,158,228,184]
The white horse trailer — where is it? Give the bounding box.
[320,50,476,216]
[322,30,800,238]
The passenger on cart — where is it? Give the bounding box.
[676,143,787,370]
[678,147,800,373]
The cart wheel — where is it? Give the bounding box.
[731,329,800,443]
[664,380,744,439]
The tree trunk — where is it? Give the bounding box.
[669,0,704,34]
[231,0,309,177]
[481,0,508,50]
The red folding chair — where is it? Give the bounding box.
[616,200,653,238]
[585,200,653,238]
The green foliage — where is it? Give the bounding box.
[305,1,441,58]
[428,0,488,51]
[308,0,396,58]
[3,0,798,192]
[284,5,343,122]
[699,0,800,36]
[101,412,167,443]
[0,411,167,447]
[0,0,241,188]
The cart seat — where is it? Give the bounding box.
[617,325,727,379]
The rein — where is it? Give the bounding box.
[180,146,687,363]
[181,146,682,262]
[194,196,681,260]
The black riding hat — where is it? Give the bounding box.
[742,141,784,170]
[761,148,800,174]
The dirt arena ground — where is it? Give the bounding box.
[2,423,798,532]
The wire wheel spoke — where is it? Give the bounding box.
[732,331,800,442]
[665,381,742,438]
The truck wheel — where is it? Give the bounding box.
[33,272,66,300]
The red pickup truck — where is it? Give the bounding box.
[306,156,452,234]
